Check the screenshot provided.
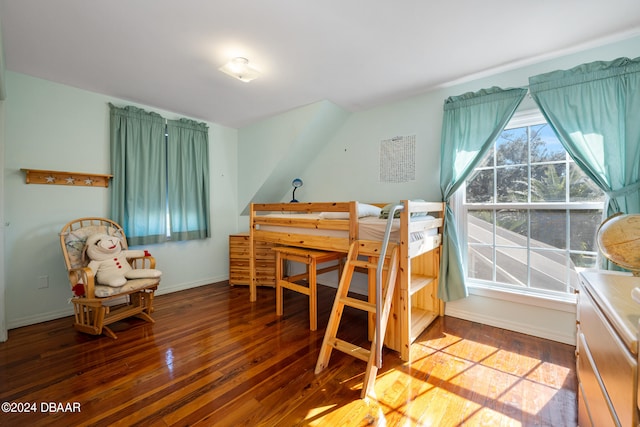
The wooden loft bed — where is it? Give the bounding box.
[249,200,445,361]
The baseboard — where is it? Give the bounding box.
[155,275,228,296]
[7,276,228,330]
[445,305,576,345]
[288,260,369,296]
[317,279,367,296]
[8,306,75,330]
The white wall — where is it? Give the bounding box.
[238,34,640,345]
[3,72,239,329]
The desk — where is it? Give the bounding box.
[273,246,343,331]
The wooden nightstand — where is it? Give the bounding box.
[229,233,276,287]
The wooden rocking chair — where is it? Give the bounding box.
[59,217,161,339]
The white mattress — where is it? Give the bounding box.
[359,216,436,242]
[256,214,437,243]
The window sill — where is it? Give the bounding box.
[467,283,577,313]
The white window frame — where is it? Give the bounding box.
[453,109,604,305]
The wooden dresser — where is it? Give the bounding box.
[229,233,276,287]
[577,270,640,427]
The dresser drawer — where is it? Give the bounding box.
[229,245,250,257]
[577,382,593,427]
[229,234,250,286]
[229,234,276,287]
[580,285,637,427]
[577,331,617,427]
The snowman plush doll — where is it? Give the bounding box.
[84,233,162,287]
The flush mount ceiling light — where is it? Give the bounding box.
[218,57,261,82]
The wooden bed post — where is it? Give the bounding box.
[249,203,257,302]
[349,201,358,244]
[398,199,411,360]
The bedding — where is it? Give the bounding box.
[256,213,437,242]
[380,200,430,219]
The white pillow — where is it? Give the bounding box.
[358,203,382,218]
[319,203,382,219]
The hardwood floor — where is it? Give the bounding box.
[0,282,577,426]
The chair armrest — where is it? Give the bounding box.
[69,267,98,299]
[128,255,157,269]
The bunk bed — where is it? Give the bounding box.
[249,200,444,361]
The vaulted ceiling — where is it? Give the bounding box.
[1,0,639,128]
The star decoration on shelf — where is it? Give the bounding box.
[22,169,112,187]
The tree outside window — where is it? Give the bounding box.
[460,112,604,296]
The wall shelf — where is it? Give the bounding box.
[21,169,113,188]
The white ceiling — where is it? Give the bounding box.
[1,0,640,128]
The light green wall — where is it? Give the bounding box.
[0,18,6,100]
[0,98,6,341]
[4,71,238,328]
[301,93,444,204]
[238,100,350,215]
[0,18,5,340]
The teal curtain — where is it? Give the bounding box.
[110,104,167,245]
[529,57,640,269]
[439,87,527,301]
[166,118,211,240]
[529,57,640,218]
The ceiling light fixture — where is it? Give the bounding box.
[218,57,260,82]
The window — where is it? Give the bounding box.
[110,105,211,246]
[455,110,604,297]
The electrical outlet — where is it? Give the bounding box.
[37,275,49,289]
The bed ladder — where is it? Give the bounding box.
[314,237,400,399]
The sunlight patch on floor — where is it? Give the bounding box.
[359,330,573,425]
[304,403,337,421]
[482,348,541,376]
[464,407,522,426]
[525,361,571,388]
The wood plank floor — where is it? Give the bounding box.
[0,282,577,426]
